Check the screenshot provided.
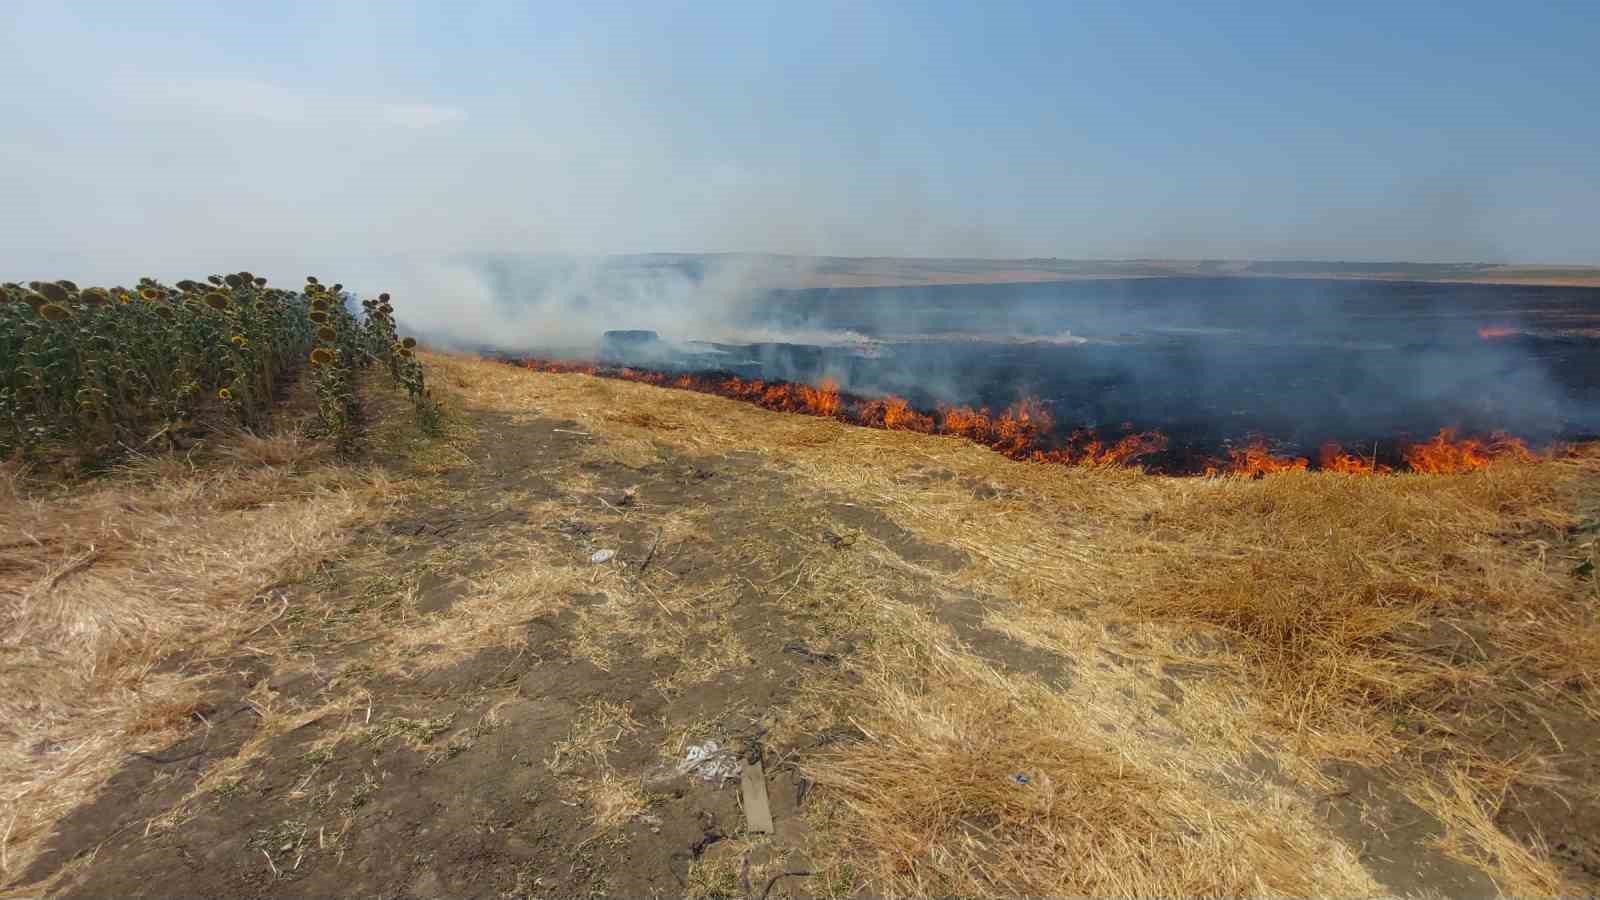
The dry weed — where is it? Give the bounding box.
[381,561,585,675]
[0,437,394,881]
[1409,766,1566,896]
[806,607,1378,897]
[585,771,649,831]
[546,699,641,775]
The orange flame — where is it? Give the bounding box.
[523,359,598,375]
[797,379,842,418]
[1401,428,1533,474]
[938,405,992,442]
[514,357,1550,477]
[992,398,1053,456]
[1033,429,1169,467]
[1477,326,1515,340]
[1206,438,1309,477]
[1317,441,1392,475]
[858,395,936,432]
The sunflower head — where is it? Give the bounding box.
[38,303,70,321]
[38,282,69,304]
[252,276,267,287]
[305,275,320,286]
[204,292,231,311]
[224,274,244,289]
[54,279,78,294]
[310,347,336,366]
[379,292,391,302]
[316,326,338,343]
[310,297,330,311]
[401,336,417,349]
[217,387,233,401]
[331,283,343,293]
[207,275,224,286]
[80,288,110,306]
[230,334,246,346]
[155,306,175,320]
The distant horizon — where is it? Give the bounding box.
[12,250,1600,296]
[495,251,1600,268]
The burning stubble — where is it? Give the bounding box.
[387,260,1599,476]
[508,357,1548,476]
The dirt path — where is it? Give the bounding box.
[14,360,1600,898]
[20,397,1038,898]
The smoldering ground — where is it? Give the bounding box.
[372,256,1600,455]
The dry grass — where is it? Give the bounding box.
[446,350,1594,712]
[546,699,641,776]
[806,604,1379,897]
[123,694,208,738]
[140,687,371,840]
[381,561,586,675]
[586,771,649,831]
[1410,766,1565,896]
[1125,468,1579,729]
[682,853,745,900]
[0,431,396,881]
[547,699,651,832]
[367,713,455,749]
[7,348,1585,894]
[280,353,1600,893]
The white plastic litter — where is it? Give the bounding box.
[679,740,742,782]
[590,548,616,563]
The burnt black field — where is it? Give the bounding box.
[643,277,1600,464]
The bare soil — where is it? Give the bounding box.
[19,402,1042,897]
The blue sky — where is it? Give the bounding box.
[4,0,1598,273]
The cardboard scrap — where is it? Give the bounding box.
[740,757,774,835]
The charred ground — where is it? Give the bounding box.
[485,277,1600,475]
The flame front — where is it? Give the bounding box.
[1205,438,1309,477]
[1034,429,1169,467]
[1317,442,1392,475]
[1401,428,1533,474]
[515,358,1550,477]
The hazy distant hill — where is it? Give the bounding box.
[564,253,1600,290]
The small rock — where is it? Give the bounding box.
[590,548,616,564]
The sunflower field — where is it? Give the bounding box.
[0,272,433,466]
